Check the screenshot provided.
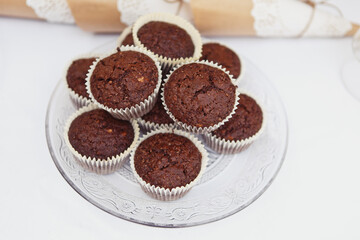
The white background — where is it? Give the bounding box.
[1,1,360,239]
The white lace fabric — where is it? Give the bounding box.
[25,0,352,37]
[117,0,192,26]
[26,0,75,24]
[251,0,352,37]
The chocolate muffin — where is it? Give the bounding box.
[134,133,202,189]
[68,109,135,159]
[121,33,134,46]
[136,21,195,59]
[212,94,263,141]
[89,50,159,110]
[200,43,241,79]
[164,62,237,129]
[205,94,264,154]
[141,97,174,125]
[67,57,96,98]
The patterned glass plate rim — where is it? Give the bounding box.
[45,41,288,227]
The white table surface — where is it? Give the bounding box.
[1,2,360,239]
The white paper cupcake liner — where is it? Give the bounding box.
[132,12,202,72]
[116,25,133,47]
[85,45,162,120]
[64,104,140,174]
[137,117,176,132]
[204,92,266,154]
[161,60,240,134]
[130,128,208,201]
[63,52,100,109]
[201,40,245,84]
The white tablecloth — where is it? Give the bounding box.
[1,1,360,238]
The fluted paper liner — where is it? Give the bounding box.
[132,12,202,72]
[161,60,240,134]
[202,39,245,84]
[85,45,162,120]
[137,117,176,132]
[64,104,140,174]
[63,52,99,109]
[130,128,209,201]
[204,92,266,154]
[116,25,133,47]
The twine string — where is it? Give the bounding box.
[298,0,343,37]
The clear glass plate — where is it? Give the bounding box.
[45,42,288,227]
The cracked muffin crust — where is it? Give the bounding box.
[137,21,195,59]
[212,94,263,141]
[200,43,241,79]
[67,57,96,98]
[68,109,135,159]
[133,133,202,189]
[89,50,159,110]
[163,63,237,128]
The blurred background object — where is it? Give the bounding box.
[0,0,359,36]
[341,29,360,101]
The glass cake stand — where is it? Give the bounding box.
[45,41,288,227]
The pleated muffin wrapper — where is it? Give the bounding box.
[137,117,176,132]
[202,39,245,85]
[64,104,140,174]
[161,60,241,134]
[204,92,266,154]
[85,45,163,120]
[132,12,202,73]
[130,128,209,201]
[116,25,133,47]
[63,52,100,109]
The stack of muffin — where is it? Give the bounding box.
[63,13,265,200]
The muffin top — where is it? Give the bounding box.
[200,43,241,79]
[137,21,194,59]
[134,133,202,189]
[121,32,134,46]
[164,63,237,128]
[66,57,96,98]
[141,97,174,125]
[68,109,135,159]
[212,94,263,141]
[90,50,159,109]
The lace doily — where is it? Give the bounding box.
[117,0,192,26]
[26,0,75,24]
[25,0,352,37]
[251,0,352,37]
